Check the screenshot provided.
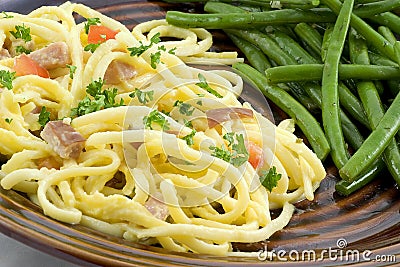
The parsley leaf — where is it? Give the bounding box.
[223,132,235,147]
[128,32,161,57]
[150,50,161,69]
[5,118,12,124]
[231,134,249,167]
[168,47,177,55]
[38,106,51,127]
[84,43,101,53]
[67,64,77,79]
[103,87,124,108]
[143,110,170,131]
[181,129,196,146]
[129,88,154,104]
[84,17,101,34]
[2,11,13,19]
[196,73,223,98]
[0,70,15,90]
[15,45,31,55]
[210,133,249,167]
[70,95,104,117]
[86,78,104,97]
[70,78,124,117]
[184,119,193,128]
[173,100,195,116]
[209,145,231,163]
[260,166,282,192]
[10,24,31,42]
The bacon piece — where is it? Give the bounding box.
[29,42,71,70]
[206,107,254,128]
[144,194,169,221]
[104,61,137,85]
[40,121,86,159]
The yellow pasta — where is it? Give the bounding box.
[0,2,326,256]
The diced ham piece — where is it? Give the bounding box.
[0,48,10,60]
[29,42,71,70]
[144,194,169,221]
[40,121,86,159]
[206,107,254,128]
[104,60,137,85]
[37,157,61,170]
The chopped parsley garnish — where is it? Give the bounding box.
[196,73,223,98]
[173,100,195,116]
[38,106,51,127]
[184,119,193,128]
[128,32,161,57]
[168,47,177,55]
[209,145,231,163]
[84,43,101,53]
[143,110,170,131]
[10,24,31,42]
[15,45,31,55]
[260,166,282,192]
[86,78,104,97]
[84,17,101,34]
[0,70,15,90]
[71,78,124,117]
[2,11,13,19]
[150,50,161,69]
[223,132,235,147]
[4,118,12,124]
[129,88,154,104]
[67,64,77,79]
[209,133,249,167]
[181,129,196,146]
[230,134,249,167]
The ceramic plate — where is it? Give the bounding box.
[0,1,399,266]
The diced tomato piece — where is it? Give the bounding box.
[87,25,119,44]
[246,141,264,170]
[14,54,50,78]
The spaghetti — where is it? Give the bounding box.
[0,2,325,255]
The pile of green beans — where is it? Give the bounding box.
[164,0,400,195]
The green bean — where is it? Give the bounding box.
[265,64,400,83]
[204,1,251,13]
[394,41,400,66]
[373,80,385,95]
[227,33,271,73]
[267,31,320,64]
[378,26,397,45]
[287,82,320,113]
[294,23,323,57]
[225,29,296,66]
[321,0,395,60]
[165,9,337,29]
[349,28,400,185]
[370,12,400,35]
[233,62,330,160]
[368,51,400,96]
[303,82,365,150]
[321,24,334,62]
[335,158,386,196]
[369,51,398,67]
[339,91,400,181]
[353,0,400,17]
[321,0,354,169]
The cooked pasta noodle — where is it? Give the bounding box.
[0,2,326,256]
